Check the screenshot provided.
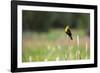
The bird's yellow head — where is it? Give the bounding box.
[64,26,69,32]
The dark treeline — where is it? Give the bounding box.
[22,10,90,32]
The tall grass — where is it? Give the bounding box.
[22,29,90,62]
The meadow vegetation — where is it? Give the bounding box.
[22,29,90,62]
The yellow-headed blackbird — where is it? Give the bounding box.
[64,26,73,40]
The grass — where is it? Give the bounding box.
[22,29,90,62]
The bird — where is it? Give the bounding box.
[64,26,73,40]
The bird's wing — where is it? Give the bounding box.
[67,29,72,35]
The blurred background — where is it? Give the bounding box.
[22,10,90,33]
[22,10,90,62]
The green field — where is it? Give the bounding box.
[22,29,90,62]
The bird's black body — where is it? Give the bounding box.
[65,29,73,40]
[65,26,73,40]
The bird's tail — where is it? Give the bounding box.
[70,36,73,40]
